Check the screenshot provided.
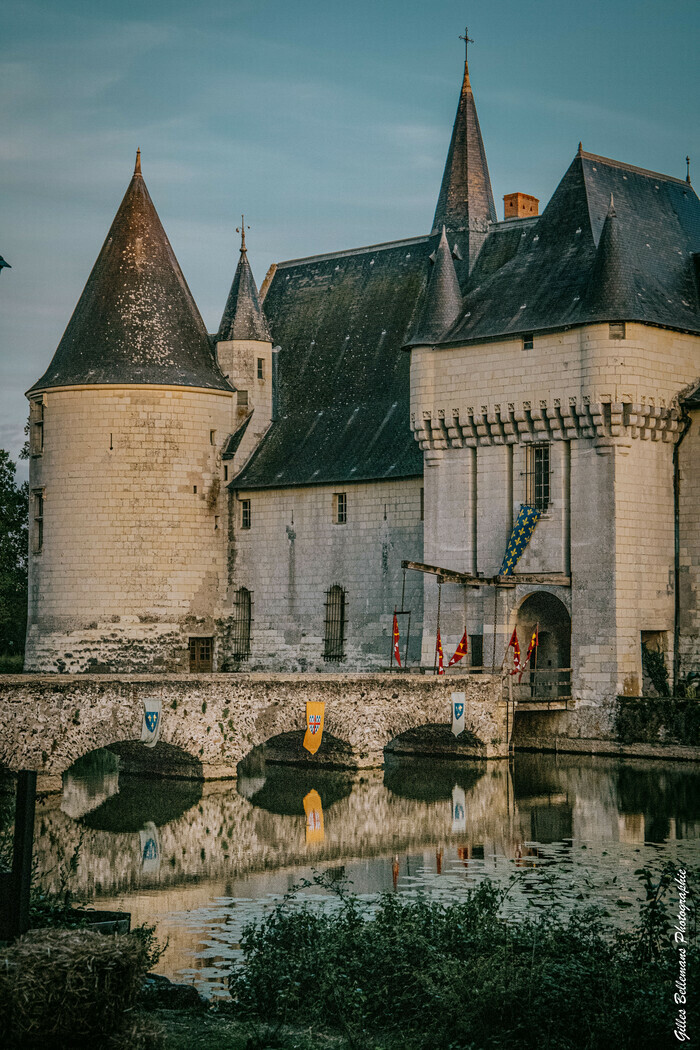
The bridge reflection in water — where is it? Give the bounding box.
[28,751,700,996]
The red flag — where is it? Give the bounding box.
[519,627,539,682]
[508,628,521,676]
[448,631,468,667]
[392,612,401,667]
[436,631,445,675]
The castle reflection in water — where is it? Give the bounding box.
[30,749,700,994]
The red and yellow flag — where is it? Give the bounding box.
[508,629,521,676]
[448,631,468,667]
[519,627,539,681]
[303,789,324,843]
[436,631,445,675]
[303,701,325,754]
[392,612,401,667]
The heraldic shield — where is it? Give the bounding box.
[303,701,325,754]
[451,691,466,737]
[140,698,162,748]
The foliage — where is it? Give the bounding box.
[641,642,670,697]
[229,868,698,1050]
[0,449,28,657]
[614,695,700,745]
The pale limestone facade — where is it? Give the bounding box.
[227,478,424,671]
[411,323,700,701]
[25,385,233,673]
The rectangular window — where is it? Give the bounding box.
[210,429,217,445]
[469,634,484,673]
[30,400,44,456]
[420,487,424,521]
[324,585,346,661]
[240,499,251,529]
[333,492,347,524]
[32,490,44,553]
[609,322,626,340]
[224,465,229,482]
[525,443,550,512]
[257,358,264,380]
[522,333,534,351]
[232,587,253,659]
[237,389,249,408]
[189,636,213,672]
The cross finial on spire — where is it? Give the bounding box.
[236,214,250,252]
[134,148,142,176]
[459,26,474,62]
[687,156,691,184]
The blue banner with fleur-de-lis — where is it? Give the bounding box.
[140,698,162,748]
[500,505,541,576]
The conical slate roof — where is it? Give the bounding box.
[406,227,463,346]
[582,195,640,317]
[217,232,272,342]
[432,58,497,239]
[29,152,231,393]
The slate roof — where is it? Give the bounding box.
[440,150,700,346]
[217,240,272,342]
[231,237,430,489]
[29,153,231,394]
[406,227,462,347]
[432,59,496,236]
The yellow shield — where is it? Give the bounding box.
[303,700,325,754]
[303,789,324,843]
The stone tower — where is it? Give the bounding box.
[215,225,274,476]
[25,152,234,673]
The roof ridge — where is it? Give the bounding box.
[275,235,431,268]
[580,150,691,186]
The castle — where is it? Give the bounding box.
[24,49,700,706]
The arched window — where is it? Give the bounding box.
[324,585,346,661]
[232,587,252,659]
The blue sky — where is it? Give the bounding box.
[1,0,698,474]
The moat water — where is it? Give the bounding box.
[29,749,700,998]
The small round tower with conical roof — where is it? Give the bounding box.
[25,153,234,672]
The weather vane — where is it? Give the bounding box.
[236,214,250,251]
[459,27,474,61]
[687,156,691,184]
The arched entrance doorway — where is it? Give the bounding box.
[515,592,571,700]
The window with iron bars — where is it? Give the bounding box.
[323,585,347,661]
[231,587,252,659]
[525,443,551,513]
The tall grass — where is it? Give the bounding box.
[229,866,697,1050]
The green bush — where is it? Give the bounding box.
[229,870,698,1049]
[0,652,23,673]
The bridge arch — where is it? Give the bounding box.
[514,591,571,699]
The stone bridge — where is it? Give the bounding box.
[0,672,506,784]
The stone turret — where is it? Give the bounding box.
[215,225,274,474]
[406,227,463,347]
[25,153,234,673]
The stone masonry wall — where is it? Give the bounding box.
[25,385,233,674]
[228,478,424,671]
[0,672,506,779]
[678,408,700,676]
[410,323,700,702]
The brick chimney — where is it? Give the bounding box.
[503,192,539,220]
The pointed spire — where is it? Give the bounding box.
[134,148,142,176]
[217,227,272,343]
[583,193,634,317]
[577,142,584,156]
[431,43,496,269]
[29,157,230,394]
[407,227,463,346]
